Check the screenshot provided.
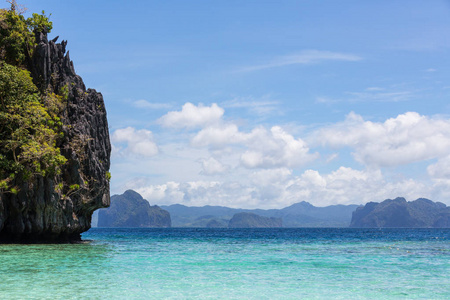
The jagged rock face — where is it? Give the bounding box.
[350,197,450,228]
[0,32,111,242]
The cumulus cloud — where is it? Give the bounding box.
[428,156,450,179]
[315,112,450,167]
[125,166,437,208]
[240,126,318,168]
[192,124,243,148]
[285,167,431,206]
[238,50,362,72]
[158,102,224,129]
[426,158,450,201]
[111,127,158,157]
[111,107,450,208]
[192,124,317,169]
[200,157,229,175]
[134,180,255,208]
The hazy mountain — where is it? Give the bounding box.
[350,197,450,228]
[162,202,359,227]
[98,190,171,227]
[228,213,282,228]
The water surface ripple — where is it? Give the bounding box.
[0,228,448,299]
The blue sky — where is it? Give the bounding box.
[13,0,450,208]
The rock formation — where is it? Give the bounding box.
[350,197,450,228]
[98,190,171,228]
[228,212,282,228]
[0,30,111,242]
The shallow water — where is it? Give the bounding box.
[0,228,449,299]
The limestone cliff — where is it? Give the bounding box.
[0,31,111,242]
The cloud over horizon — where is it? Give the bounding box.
[127,166,434,209]
[315,111,450,167]
[110,102,450,208]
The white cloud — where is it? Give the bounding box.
[366,87,385,91]
[123,166,439,208]
[428,156,450,179]
[317,86,415,104]
[315,112,450,167]
[238,50,362,72]
[240,126,318,169]
[286,167,430,206]
[222,97,280,117]
[346,91,413,102]
[111,127,158,157]
[200,157,229,175]
[158,102,224,129]
[133,182,185,204]
[326,153,339,163]
[134,180,255,208]
[427,157,450,201]
[111,106,450,208]
[133,99,172,110]
[193,124,318,169]
[248,168,292,202]
[191,124,243,148]
[315,96,338,104]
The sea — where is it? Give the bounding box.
[0,228,449,299]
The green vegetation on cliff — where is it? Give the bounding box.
[0,1,111,242]
[0,1,52,66]
[0,3,65,193]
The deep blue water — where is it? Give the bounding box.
[0,228,449,299]
[86,227,450,242]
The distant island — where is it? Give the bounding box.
[92,191,450,229]
[98,190,171,228]
[162,201,359,228]
[228,212,282,228]
[350,197,450,228]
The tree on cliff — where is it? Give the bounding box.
[0,1,52,66]
[0,4,65,194]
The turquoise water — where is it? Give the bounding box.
[0,228,449,299]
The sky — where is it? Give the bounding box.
[11,0,450,208]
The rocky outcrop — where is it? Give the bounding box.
[228,212,282,228]
[350,197,450,228]
[98,190,171,228]
[0,31,110,242]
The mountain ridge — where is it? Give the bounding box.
[161,201,359,227]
